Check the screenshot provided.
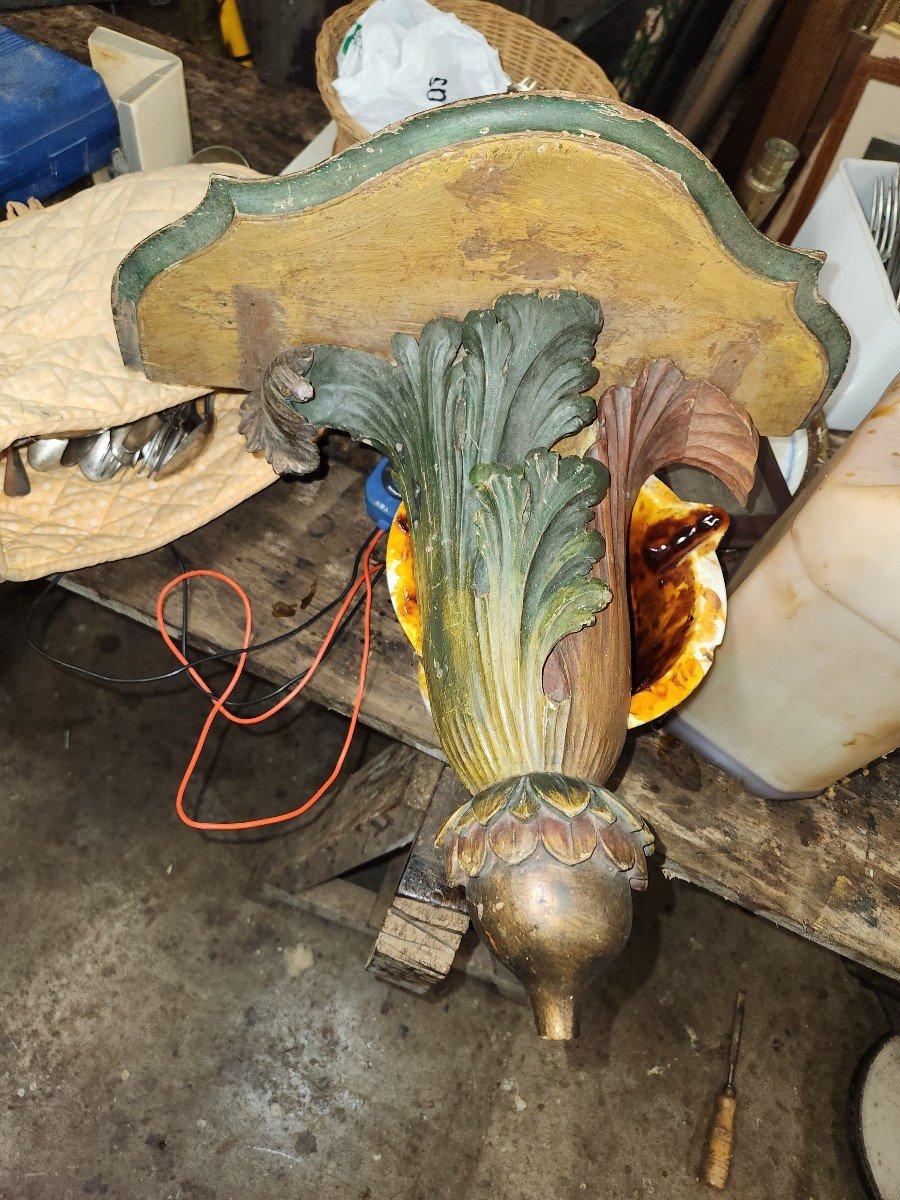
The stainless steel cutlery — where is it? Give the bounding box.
[1,396,216,497]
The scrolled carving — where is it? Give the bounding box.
[238,348,320,475]
[593,356,758,551]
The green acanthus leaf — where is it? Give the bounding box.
[247,291,609,793]
[460,291,602,467]
[469,451,612,773]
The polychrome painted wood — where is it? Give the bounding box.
[235,295,760,1038]
[108,94,850,1038]
[113,93,849,437]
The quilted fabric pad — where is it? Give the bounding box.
[0,165,276,582]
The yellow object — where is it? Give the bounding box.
[134,132,831,436]
[702,1092,737,1189]
[702,989,746,1190]
[219,0,253,66]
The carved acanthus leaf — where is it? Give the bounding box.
[437,773,653,885]
[594,358,759,536]
[267,291,607,792]
[238,348,320,475]
[468,450,611,772]
[548,357,760,788]
[461,291,602,466]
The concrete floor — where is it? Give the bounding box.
[0,580,887,1200]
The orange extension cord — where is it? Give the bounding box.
[155,529,384,831]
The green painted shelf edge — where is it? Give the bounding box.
[113,92,850,400]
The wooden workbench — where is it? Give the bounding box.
[60,452,900,985]
[15,5,900,987]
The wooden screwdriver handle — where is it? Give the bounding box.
[702,1090,736,1189]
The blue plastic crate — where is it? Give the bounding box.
[0,25,119,206]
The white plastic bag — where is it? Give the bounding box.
[334,0,510,134]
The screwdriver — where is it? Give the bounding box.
[702,989,746,1189]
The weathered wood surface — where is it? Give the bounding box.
[62,453,440,755]
[393,769,467,911]
[365,769,526,1001]
[367,770,470,993]
[367,897,469,994]
[62,459,900,982]
[4,6,328,176]
[612,733,900,981]
[252,741,444,895]
[115,95,849,437]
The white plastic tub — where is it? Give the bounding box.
[794,159,900,432]
[670,376,900,799]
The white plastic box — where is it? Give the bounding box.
[793,159,900,432]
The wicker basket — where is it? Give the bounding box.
[316,0,617,153]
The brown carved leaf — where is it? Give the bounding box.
[594,357,759,531]
[488,814,540,866]
[444,839,466,888]
[238,347,320,475]
[629,849,649,892]
[538,810,597,865]
[599,822,637,872]
[456,821,488,878]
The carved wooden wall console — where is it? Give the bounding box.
[113,94,849,1038]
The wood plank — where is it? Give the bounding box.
[252,868,524,999]
[366,896,469,994]
[251,741,445,895]
[62,462,900,980]
[60,456,440,755]
[611,734,900,981]
[367,851,411,933]
[4,6,328,176]
[254,876,376,936]
[393,769,467,910]
[366,769,469,992]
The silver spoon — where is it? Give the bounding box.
[137,424,170,476]
[79,431,120,481]
[108,423,138,465]
[156,397,216,479]
[122,412,162,453]
[27,437,69,472]
[149,425,186,477]
[61,433,102,467]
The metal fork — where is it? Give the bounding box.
[870,171,900,263]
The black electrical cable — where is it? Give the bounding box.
[213,584,373,713]
[26,529,383,692]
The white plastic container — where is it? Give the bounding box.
[793,159,900,432]
[669,376,900,799]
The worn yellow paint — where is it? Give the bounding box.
[137,134,829,435]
